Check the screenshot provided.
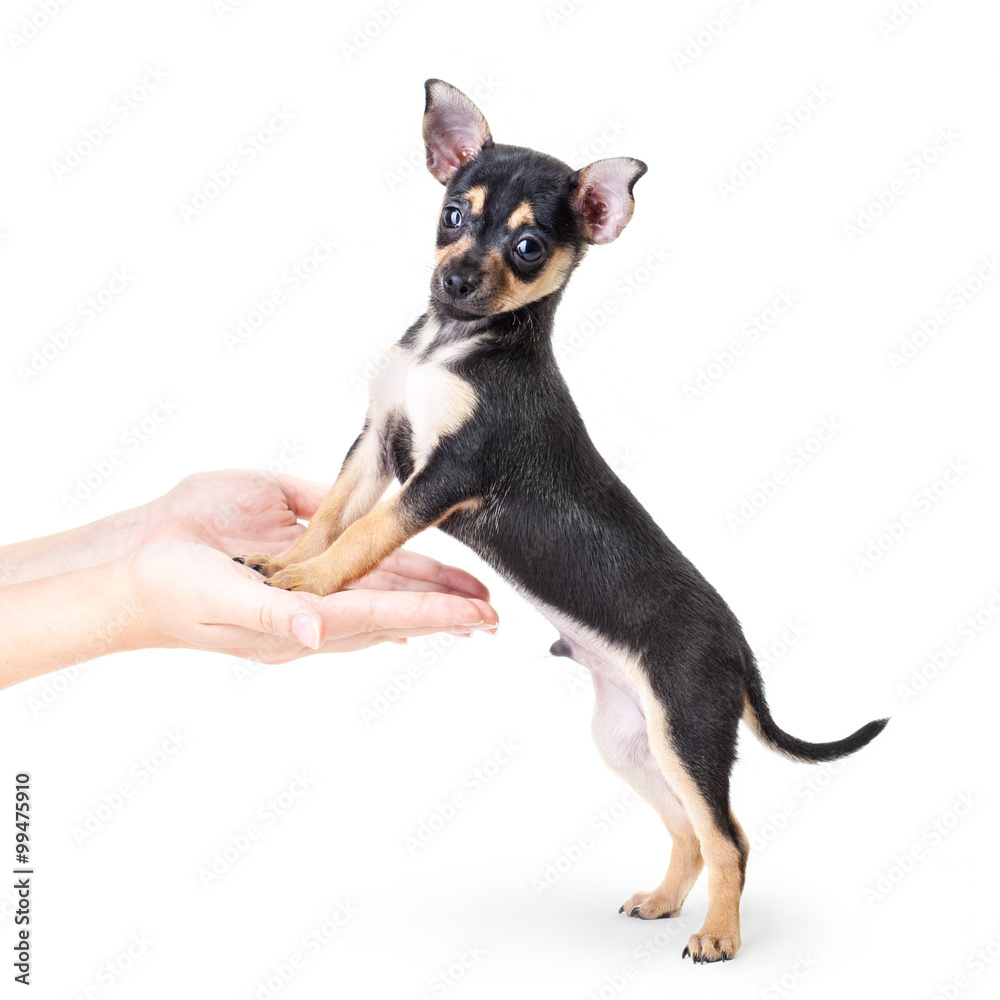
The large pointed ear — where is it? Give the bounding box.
[570,157,647,244]
[423,79,493,185]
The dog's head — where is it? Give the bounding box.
[422,79,646,320]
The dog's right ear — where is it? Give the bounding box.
[423,79,493,185]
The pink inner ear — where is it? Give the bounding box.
[424,86,492,184]
[573,158,641,244]
[579,179,627,243]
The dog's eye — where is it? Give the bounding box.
[442,207,463,228]
[516,237,543,262]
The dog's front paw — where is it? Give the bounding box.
[681,928,740,964]
[233,553,285,578]
[266,560,333,596]
[618,890,681,920]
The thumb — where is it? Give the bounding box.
[216,574,326,650]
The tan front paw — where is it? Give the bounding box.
[266,560,334,596]
[233,553,286,578]
[618,890,683,920]
[682,928,740,964]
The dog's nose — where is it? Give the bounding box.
[443,271,479,299]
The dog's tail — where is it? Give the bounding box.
[741,656,888,763]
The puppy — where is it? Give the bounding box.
[238,79,887,963]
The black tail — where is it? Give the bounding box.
[742,660,888,763]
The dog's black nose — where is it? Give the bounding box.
[443,271,479,299]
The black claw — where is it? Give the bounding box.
[721,953,729,962]
[681,947,690,959]
[250,563,263,572]
[630,907,640,917]
[263,580,272,587]
[699,955,707,965]
[618,906,624,914]
[233,556,245,564]
[656,910,675,919]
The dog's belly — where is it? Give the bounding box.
[532,599,647,716]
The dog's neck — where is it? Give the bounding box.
[425,290,565,352]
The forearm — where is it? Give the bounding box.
[0,559,150,689]
[0,502,161,586]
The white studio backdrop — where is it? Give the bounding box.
[2,1,999,998]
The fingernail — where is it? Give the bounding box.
[457,621,484,628]
[291,613,321,650]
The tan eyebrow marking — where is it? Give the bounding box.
[507,201,534,229]
[465,185,487,215]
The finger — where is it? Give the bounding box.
[316,590,498,639]
[273,474,333,521]
[347,570,455,594]
[202,571,327,650]
[365,549,490,600]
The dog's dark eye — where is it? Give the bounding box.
[442,207,462,228]
[516,237,543,262]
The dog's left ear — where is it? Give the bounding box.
[570,157,647,244]
[423,79,493,185]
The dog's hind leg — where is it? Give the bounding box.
[636,674,749,963]
[590,675,704,920]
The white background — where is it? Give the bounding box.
[2,0,999,997]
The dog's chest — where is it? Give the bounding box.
[369,319,479,473]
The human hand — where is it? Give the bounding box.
[124,540,498,663]
[143,470,331,557]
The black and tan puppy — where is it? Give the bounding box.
[238,79,887,963]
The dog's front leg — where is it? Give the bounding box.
[264,465,480,596]
[237,428,391,578]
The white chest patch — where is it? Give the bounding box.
[369,316,480,473]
